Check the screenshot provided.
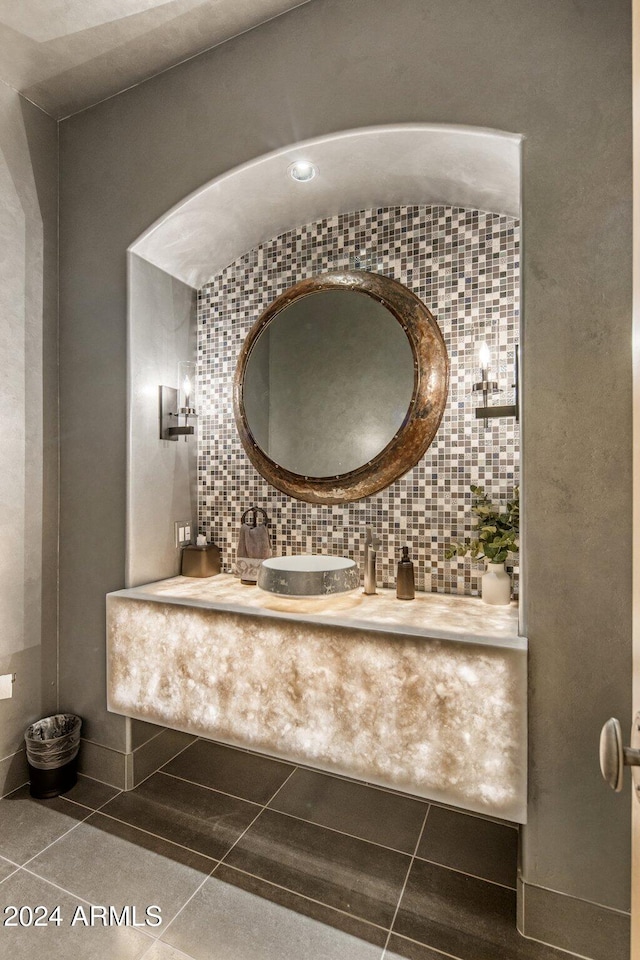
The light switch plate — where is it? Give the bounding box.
[174,520,192,548]
[0,674,14,699]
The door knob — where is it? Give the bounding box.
[599,713,640,798]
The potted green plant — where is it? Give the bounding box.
[445,485,519,604]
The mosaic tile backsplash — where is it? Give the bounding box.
[197,205,519,596]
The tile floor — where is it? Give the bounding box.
[0,738,569,960]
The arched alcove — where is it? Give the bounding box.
[126,123,522,588]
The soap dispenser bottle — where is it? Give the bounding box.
[396,546,415,600]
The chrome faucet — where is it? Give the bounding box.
[363,526,381,595]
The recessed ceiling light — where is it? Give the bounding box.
[288,160,317,182]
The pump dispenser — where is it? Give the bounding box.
[396,545,415,600]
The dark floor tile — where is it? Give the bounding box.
[27,812,213,936]
[162,867,386,960]
[225,807,409,927]
[416,806,518,887]
[61,773,121,809]
[101,771,260,860]
[270,768,428,853]
[393,859,568,960]
[0,869,149,959]
[0,784,92,864]
[162,739,293,804]
[217,863,388,947]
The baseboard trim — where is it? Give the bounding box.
[130,728,195,788]
[0,749,28,797]
[77,737,129,789]
[518,877,630,960]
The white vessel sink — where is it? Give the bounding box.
[258,554,360,597]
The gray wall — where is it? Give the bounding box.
[0,84,58,793]
[58,0,632,923]
[128,254,196,588]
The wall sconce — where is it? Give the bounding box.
[474,342,519,426]
[159,361,197,441]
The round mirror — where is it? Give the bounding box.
[233,271,449,504]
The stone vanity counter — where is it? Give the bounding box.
[107,575,527,822]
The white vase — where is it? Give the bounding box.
[481,560,512,605]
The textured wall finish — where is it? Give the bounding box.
[127,254,197,588]
[198,205,519,596]
[107,585,527,822]
[0,0,314,118]
[0,86,58,786]
[58,0,632,936]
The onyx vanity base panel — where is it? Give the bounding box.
[106,574,526,823]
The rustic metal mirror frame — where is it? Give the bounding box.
[233,271,449,504]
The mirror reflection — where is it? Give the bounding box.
[243,289,414,477]
[234,271,449,504]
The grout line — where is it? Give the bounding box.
[0,864,21,885]
[72,772,123,792]
[139,937,196,960]
[154,770,262,808]
[1,780,29,800]
[263,800,417,858]
[159,768,422,857]
[19,865,110,908]
[18,865,159,946]
[183,740,515,831]
[519,878,631,918]
[218,765,299,866]
[18,806,95,870]
[132,735,200,791]
[411,854,517,891]
[382,931,465,960]
[154,766,300,945]
[191,735,296,770]
[381,805,431,958]
[85,807,218,865]
[218,861,390,935]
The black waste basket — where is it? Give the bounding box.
[24,714,82,799]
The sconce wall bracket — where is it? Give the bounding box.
[159,385,195,440]
[474,345,520,424]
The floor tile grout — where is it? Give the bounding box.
[412,854,517,891]
[17,802,95,870]
[264,799,419,857]
[219,860,391,934]
[152,765,302,946]
[157,768,263,808]
[73,765,514,899]
[382,805,431,958]
[158,768,425,858]
[218,764,300,867]
[15,865,160,947]
[385,930,465,960]
[169,738,519,830]
[0,864,20,885]
[138,931,197,960]
[83,806,219,865]
[135,736,201,792]
[74,771,124,791]
[1,745,526,960]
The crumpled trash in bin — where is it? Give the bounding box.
[25,714,81,770]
